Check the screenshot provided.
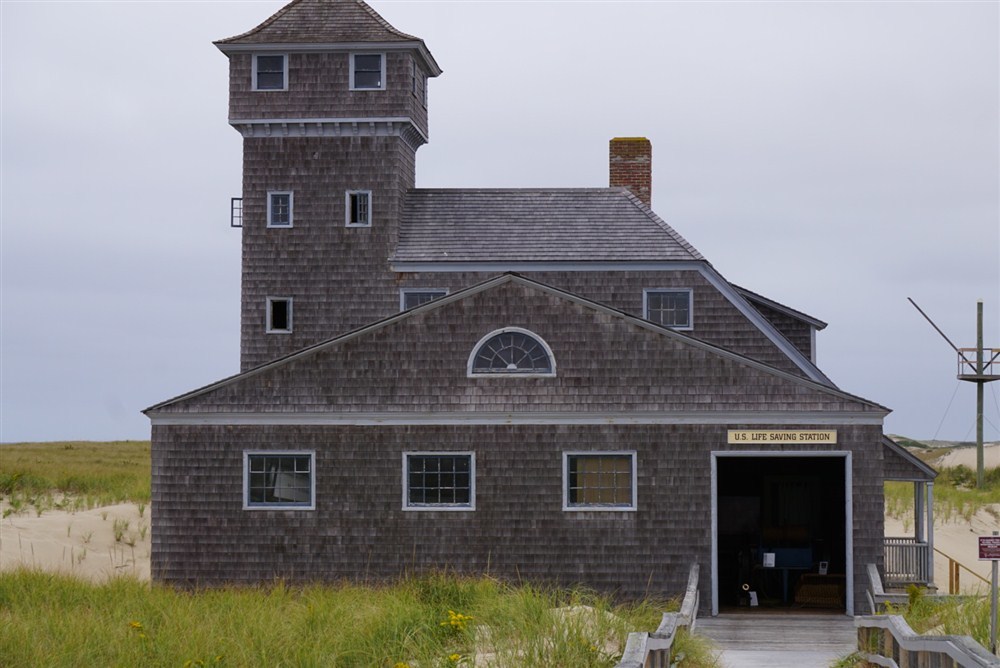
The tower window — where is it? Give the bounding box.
[267,191,293,228]
[412,62,426,107]
[346,190,371,227]
[351,53,385,90]
[267,297,292,334]
[643,289,692,329]
[253,54,287,91]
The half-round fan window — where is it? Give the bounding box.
[469,328,555,376]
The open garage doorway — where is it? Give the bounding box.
[711,453,851,615]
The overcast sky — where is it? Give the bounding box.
[2,0,998,444]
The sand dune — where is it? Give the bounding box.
[0,502,149,581]
[932,443,1000,470]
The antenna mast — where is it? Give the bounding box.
[910,298,1000,488]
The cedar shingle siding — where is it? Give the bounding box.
[152,422,884,604]
[148,0,929,617]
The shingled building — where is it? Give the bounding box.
[145,0,936,616]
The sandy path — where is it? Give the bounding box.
[885,506,1000,594]
[0,502,150,581]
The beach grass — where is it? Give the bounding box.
[885,465,1000,523]
[0,570,699,667]
[885,586,992,650]
[0,441,150,512]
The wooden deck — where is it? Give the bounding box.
[697,613,856,667]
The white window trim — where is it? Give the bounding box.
[402,451,476,512]
[252,53,288,92]
[349,52,386,91]
[243,450,315,510]
[399,288,448,311]
[345,190,372,227]
[562,450,637,512]
[266,296,293,334]
[642,288,693,330]
[467,326,556,378]
[266,191,293,228]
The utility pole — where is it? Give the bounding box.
[910,299,999,488]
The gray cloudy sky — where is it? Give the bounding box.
[1,0,998,444]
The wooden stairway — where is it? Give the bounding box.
[696,613,856,667]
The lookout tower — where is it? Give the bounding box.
[215,0,441,370]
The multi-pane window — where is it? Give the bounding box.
[267,297,292,333]
[346,190,371,227]
[245,452,314,508]
[400,289,447,310]
[267,191,293,228]
[644,289,692,329]
[564,452,636,510]
[351,53,384,90]
[404,453,475,510]
[254,54,286,91]
[469,328,554,376]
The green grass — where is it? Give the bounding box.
[0,570,709,668]
[885,465,1000,524]
[0,441,150,512]
[884,586,992,649]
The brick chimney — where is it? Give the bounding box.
[609,137,652,207]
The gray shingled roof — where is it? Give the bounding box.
[393,188,705,263]
[216,0,415,45]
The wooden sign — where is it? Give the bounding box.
[979,536,1000,561]
[727,430,837,445]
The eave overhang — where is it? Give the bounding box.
[226,116,427,148]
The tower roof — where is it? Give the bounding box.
[215,0,441,76]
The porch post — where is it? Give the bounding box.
[914,482,925,543]
[926,481,936,588]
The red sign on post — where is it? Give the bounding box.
[979,536,1000,561]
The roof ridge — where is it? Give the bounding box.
[616,188,706,261]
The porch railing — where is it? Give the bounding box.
[885,536,931,585]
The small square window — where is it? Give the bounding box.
[644,289,692,329]
[564,452,636,511]
[346,190,371,227]
[400,289,447,310]
[351,53,385,90]
[267,297,292,333]
[245,452,314,509]
[253,54,287,91]
[403,453,475,511]
[267,191,293,228]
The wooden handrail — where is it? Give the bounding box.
[857,614,1000,667]
[616,563,700,668]
[936,546,991,594]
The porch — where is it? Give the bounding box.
[881,437,938,589]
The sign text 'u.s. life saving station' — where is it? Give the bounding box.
[727,430,838,444]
